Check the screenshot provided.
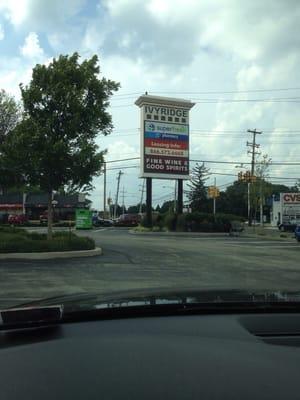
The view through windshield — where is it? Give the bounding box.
[0,1,299,309]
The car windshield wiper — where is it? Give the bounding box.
[0,305,63,331]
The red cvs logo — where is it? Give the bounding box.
[283,193,300,203]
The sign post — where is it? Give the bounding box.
[135,95,195,225]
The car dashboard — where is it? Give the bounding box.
[0,312,300,399]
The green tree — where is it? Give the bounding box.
[127,204,146,214]
[7,53,119,238]
[221,181,248,217]
[160,200,174,214]
[251,154,272,222]
[0,90,21,192]
[187,163,210,212]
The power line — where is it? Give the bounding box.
[111,87,300,98]
[148,87,300,95]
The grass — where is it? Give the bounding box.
[0,226,95,253]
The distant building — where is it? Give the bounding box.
[271,193,300,226]
[0,192,89,220]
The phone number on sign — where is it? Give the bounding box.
[145,148,188,157]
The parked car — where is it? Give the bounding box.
[39,211,59,224]
[8,214,28,225]
[92,215,113,227]
[114,213,141,227]
[295,226,300,242]
[278,221,298,232]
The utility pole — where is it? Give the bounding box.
[139,179,145,214]
[122,187,125,215]
[103,161,106,219]
[247,129,262,225]
[114,170,123,219]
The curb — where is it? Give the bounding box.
[129,230,229,237]
[0,247,102,260]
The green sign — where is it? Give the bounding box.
[75,209,92,229]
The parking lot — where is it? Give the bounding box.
[0,228,299,308]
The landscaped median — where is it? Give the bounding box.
[0,227,101,259]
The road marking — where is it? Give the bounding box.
[93,228,108,232]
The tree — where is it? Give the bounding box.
[0,90,20,145]
[219,181,248,217]
[251,154,272,222]
[0,90,21,193]
[7,53,119,238]
[160,200,174,214]
[127,204,146,214]
[187,163,210,212]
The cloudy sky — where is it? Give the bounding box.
[0,0,299,209]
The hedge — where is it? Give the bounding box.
[141,211,245,232]
[0,228,95,253]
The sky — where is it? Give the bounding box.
[0,0,300,210]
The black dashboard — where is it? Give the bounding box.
[1,313,300,399]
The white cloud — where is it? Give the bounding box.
[1,0,300,205]
[20,32,44,60]
[0,0,29,25]
[0,24,4,40]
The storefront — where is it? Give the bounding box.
[271,193,300,226]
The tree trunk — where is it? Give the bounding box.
[47,190,53,240]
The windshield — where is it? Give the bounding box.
[0,1,299,310]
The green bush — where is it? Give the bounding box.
[0,230,95,253]
[164,212,177,231]
[176,214,186,231]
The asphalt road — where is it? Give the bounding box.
[0,228,299,308]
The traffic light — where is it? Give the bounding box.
[245,170,251,182]
[238,171,243,181]
[208,186,220,198]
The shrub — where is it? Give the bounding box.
[176,214,187,231]
[0,231,95,253]
[164,212,177,231]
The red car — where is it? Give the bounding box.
[8,214,28,225]
[39,211,59,224]
[115,214,141,227]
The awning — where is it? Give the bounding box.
[0,204,22,209]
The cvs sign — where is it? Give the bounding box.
[283,193,300,203]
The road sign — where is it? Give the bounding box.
[75,209,92,229]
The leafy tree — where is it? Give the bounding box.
[0,90,21,193]
[0,90,21,145]
[251,154,272,222]
[221,181,248,217]
[160,200,175,214]
[7,53,119,238]
[187,163,210,212]
[127,204,146,214]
